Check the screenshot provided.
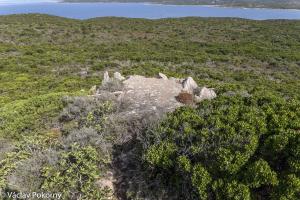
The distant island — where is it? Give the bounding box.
[63,0,300,9]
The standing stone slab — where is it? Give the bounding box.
[182,77,198,93]
[102,71,110,85]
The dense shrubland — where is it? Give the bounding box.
[1,96,118,199]
[0,14,300,199]
[42,144,106,199]
[142,93,300,199]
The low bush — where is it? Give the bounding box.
[0,92,68,139]
[1,14,300,199]
[143,94,300,199]
[41,144,109,199]
[1,96,117,197]
[0,134,61,194]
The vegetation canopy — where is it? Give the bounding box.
[0,14,299,199]
[143,94,300,199]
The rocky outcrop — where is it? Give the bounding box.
[102,71,126,84]
[194,87,217,102]
[114,72,125,81]
[96,72,216,111]
[182,77,198,93]
[158,73,168,80]
[181,77,217,103]
[121,75,183,118]
[102,71,110,85]
[170,77,184,84]
[88,72,217,200]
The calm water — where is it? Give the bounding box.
[0,2,300,20]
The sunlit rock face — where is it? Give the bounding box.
[94,72,217,120]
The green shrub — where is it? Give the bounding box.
[244,159,278,188]
[143,94,300,199]
[212,180,251,200]
[273,174,300,200]
[177,155,191,172]
[0,93,68,139]
[146,142,177,169]
[1,14,300,199]
[191,164,212,200]
[0,134,62,193]
[0,151,30,189]
[42,144,108,199]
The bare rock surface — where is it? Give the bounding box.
[96,72,217,119]
[114,72,125,81]
[119,75,183,119]
[195,87,217,102]
[182,77,198,93]
[158,72,168,80]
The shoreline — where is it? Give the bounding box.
[62,1,300,10]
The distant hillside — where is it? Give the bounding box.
[63,0,300,9]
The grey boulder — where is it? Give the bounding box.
[182,77,198,93]
[195,87,217,102]
[114,72,125,81]
[158,72,168,80]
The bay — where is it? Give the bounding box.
[0,2,300,20]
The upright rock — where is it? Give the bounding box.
[102,71,110,85]
[114,72,125,81]
[195,87,217,102]
[158,72,168,80]
[182,77,198,93]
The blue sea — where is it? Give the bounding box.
[0,1,300,20]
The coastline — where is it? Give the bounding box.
[1,2,300,20]
[62,1,300,10]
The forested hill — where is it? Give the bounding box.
[63,0,300,9]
